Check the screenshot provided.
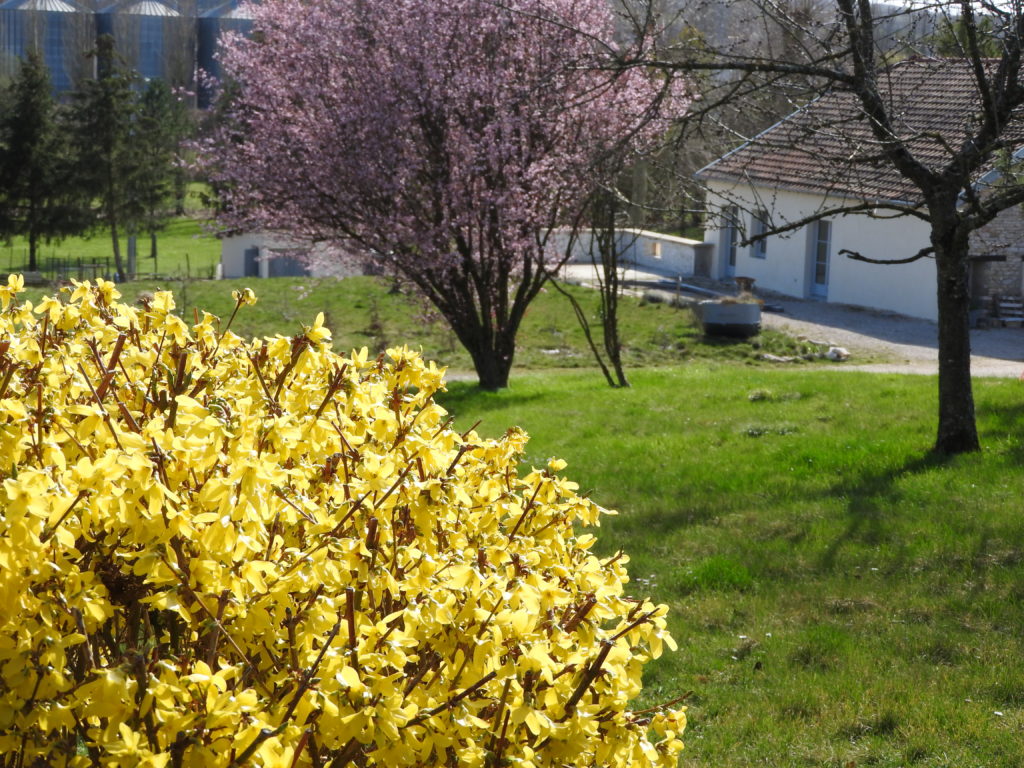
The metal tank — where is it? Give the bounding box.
[95,0,196,89]
[196,0,250,107]
[0,0,95,93]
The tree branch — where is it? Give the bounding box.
[728,199,926,247]
[840,246,934,265]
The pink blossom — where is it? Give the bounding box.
[206,0,686,388]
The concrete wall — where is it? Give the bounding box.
[554,228,713,276]
[704,181,938,320]
[221,233,305,279]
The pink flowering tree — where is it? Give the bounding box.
[206,0,682,389]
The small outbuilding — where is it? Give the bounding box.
[220,232,371,280]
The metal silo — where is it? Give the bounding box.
[0,0,94,93]
[196,0,250,107]
[95,0,196,89]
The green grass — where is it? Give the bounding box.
[18,275,837,375]
[1,214,221,280]
[436,367,1024,767]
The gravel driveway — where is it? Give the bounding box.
[758,295,1024,377]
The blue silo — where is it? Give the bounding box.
[0,0,257,100]
[0,0,95,93]
[95,0,195,88]
[196,0,250,107]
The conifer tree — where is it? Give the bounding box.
[132,78,192,263]
[0,51,86,272]
[68,36,143,280]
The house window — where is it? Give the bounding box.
[751,211,768,259]
[646,239,662,260]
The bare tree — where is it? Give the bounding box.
[550,190,633,388]
[633,0,1024,454]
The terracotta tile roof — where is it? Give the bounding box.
[698,58,1024,204]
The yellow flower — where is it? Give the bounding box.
[304,311,332,346]
[0,274,24,311]
[0,285,683,768]
[232,287,258,306]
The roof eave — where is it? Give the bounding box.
[700,171,921,209]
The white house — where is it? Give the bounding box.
[696,58,1024,323]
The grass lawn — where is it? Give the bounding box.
[19,275,834,376]
[438,368,1024,768]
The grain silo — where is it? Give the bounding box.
[0,0,257,100]
[95,0,196,89]
[196,0,250,106]
[0,0,95,92]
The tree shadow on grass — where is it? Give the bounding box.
[436,382,548,420]
[819,451,954,571]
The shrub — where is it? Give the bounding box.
[0,277,685,767]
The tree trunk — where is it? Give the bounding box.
[110,216,126,282]
[409,266,526,391]
[463,328,516,390]
[467,341,514,390]
[550,277,617,387]
[932,231,980,454]
[468,331,516,387]
[598,226,629,388]
[26,195,40,273]
[28,230,38,273]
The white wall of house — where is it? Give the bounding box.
[554,228,713,276]
[704,181,937,320]
[221,233,368,279]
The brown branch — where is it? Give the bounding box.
[560,641,613,719]
[77,362,123,451]
[39,490,89,544]
[409,670,499,724]
[629,692,694,718]
[95,333,127,401]
[161,554,272,698]
[728,200,927,248]
[840,246,934,265]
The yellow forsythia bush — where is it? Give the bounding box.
[0,276,685,767]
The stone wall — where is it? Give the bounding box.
[969,207,1024,297]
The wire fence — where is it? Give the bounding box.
[2,254,217,285]
[4,256,115,285]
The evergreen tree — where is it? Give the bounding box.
[0,51,87,272]
[131,79,192,264]
[930,13,1001,57]
[68,36,143,280]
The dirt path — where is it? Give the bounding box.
[757,295,1024,377]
